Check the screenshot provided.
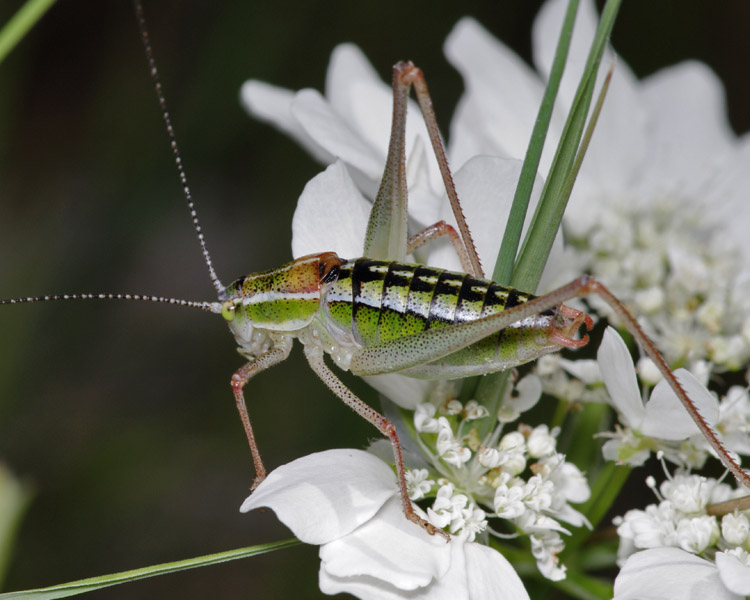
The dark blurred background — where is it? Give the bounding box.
[0,1,748,598]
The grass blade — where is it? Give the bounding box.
[493,0,579,286]
[0,0,57,66]
[513,0,622,294]
[0,539,300,599]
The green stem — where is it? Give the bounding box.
[0,0,57,65]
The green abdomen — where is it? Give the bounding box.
[322,258,557,377]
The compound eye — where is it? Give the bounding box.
[318,252,343,284]
[221,300,236,322]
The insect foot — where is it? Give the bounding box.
[409,513,451,542]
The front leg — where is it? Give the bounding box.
[303,344,449,541]
[232,340,292,490]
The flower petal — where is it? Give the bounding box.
[240,80,332,164]
[504,374,543,415]
[640,61,735,193]
[640,368,719,440]
[319,496,452,592]
[324,43,443,194]
[716,550,750,595]
[444,17,548,172]
[465,542,530,600]
[597,327,645,429]
[613,548,741,600]
[291,160,371,259]
[700,136,750,271]
[326,44,385,123]
[532,0,648,199]
[362,373,432,410]
[319,570,423,600]
[291,88,384,183]
[427,156,545,275]
[324,44,394,169]
[557,357,601,384]
[240,449,397,544]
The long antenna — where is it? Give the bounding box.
[0,294,220,313]
[1,4,225,314]
[133,0,224,295]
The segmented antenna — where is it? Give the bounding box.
[133,0,224,295]
[0,294,220,313]
[1,5,225,314]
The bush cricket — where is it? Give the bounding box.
[1,0,747,572]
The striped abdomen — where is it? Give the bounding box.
[322,258,562,378]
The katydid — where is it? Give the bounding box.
[2,1,748,545]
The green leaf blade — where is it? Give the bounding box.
[0,539,300,600]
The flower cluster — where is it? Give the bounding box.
[612,473,750,598]
[410,399,590,580]
[241,449,530,599]
[557,198,750,372]
[237,0,750,597]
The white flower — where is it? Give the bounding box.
[613,547,748,600]
[445,1,750,372]
[496,432,527,476]
[446,1,748,255]
[660,475,713,514]
[525,424,556,458]
[426,483,487,540]
[499,374,543,422]
[616,502,676,553]
[436,417,472,467]
[414,402,440,433]
[716,549,750,596]
[540,456,591,528]
[462,400,490,421]
[598,326,718,439]
[445,400,464,416]
[242,44,441,210]
[499,431,526,453]
[493,476,526,519]
[721,512,749,546]
[613,472,750,596]
[716,386,750,456]
[521,475,554,513]
[675,515,719,553]
[406,468,435,501]
[477,447,503,469]
[242,22,563,281]
[530,531,566,581]
[241,449,530,599]
[596,326,720,467]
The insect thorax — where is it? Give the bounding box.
[218,252,345,359]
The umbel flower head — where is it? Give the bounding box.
[241,450,530,599]
[239,0,750,597]
[444,1,750,372]
[612,473,750,599]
